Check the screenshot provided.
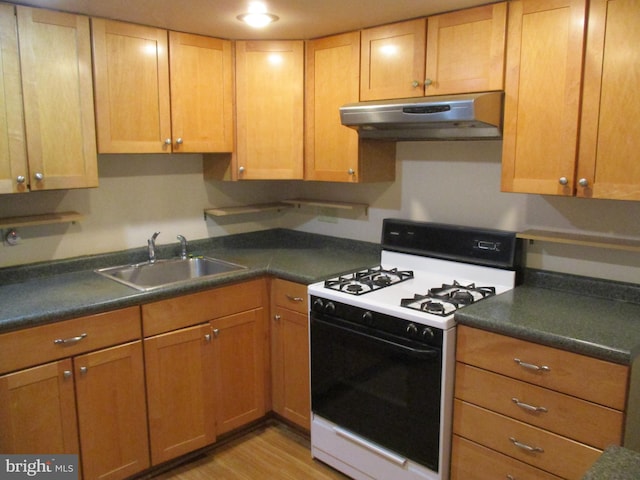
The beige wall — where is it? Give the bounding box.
[1,141,639,283]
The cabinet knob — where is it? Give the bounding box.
[274,314,281,321]
[16,175,25,184]
[204,333,212,342]
[578,178,589,187]
[79,366,88,375]
[63,370,72,379]
[411,80,421,88]
[424,78,433,87]
[34,172,44,181]
[348,168,355,175]
[558,176,568,186]
[164,138,172,145]
[213,328,220,338]
[239,166,245,174]
[176,138,183,145]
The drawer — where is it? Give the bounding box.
[455,362,623,449]
[456,325,628,410]
[451,435,563,480]
[272,278,307,314]
[143,278,267,336]
[453,399,601,480]
[0,307,141,374]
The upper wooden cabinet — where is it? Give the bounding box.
[92,19,233,154]
[168,31,234,153]
[360,18,426,101]
[305,32,395,182]
[0,6,97,193]
[234,40,304,179]
[0,4,27,194]
[501,0,587,196]
[425,3,507,96]
[577,0,640,200]
[92,19,171,154]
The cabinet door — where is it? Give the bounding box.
[75,341,149,480]
[17,6,98,190]
[0,4,27,194]
[212,308,267,434]
[271,306,310,430]
[501,0,587,195]
[360,18,426,100]
[92,19,171,154]
[144,324,216,464]
[305,32,360,182]
[577,0,640,200]
[425,3,507,95]
[235,41,304,179]
[169,32,233,153]
[0,359,79,454]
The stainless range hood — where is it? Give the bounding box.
[340,91,503,140]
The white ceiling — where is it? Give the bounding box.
[10,0,495,39]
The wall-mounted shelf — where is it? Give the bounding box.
[282,198,369,215]
[204,199,370,218]
[204,203,293,218]
[0,211,83,229]
[517,229,640,253]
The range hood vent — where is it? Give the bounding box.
[340,91,503,141]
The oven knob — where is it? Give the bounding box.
[406,323,418,336]
[324,301,336,315]
[421,327,435,340]
[362,311,374,326]
[312,298,324,312]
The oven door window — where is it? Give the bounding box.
[311,315,442,471]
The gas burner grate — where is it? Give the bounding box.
[324,266,414,295]
[401,281,496,316]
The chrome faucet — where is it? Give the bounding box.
[177,235,188,259]
[148,231,160,263]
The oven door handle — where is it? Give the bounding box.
[311,316,440,360]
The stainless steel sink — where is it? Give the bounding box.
[95,257,246,291]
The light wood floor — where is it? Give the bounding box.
[152,422,350,480]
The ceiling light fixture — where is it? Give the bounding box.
[237,2,279,28]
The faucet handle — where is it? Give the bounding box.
[151,231,161,241]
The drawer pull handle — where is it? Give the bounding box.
[506,475,516,480]
[286,295,304,302]
[512,397,548,413]
[513,358,550,372]
[54,333,87,345]
[509,437,544,454]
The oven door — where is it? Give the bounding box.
[310,312,442,472]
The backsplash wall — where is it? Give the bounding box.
[0,141,639,283]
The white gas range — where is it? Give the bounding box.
[308,219,522,480]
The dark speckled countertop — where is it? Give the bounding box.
[3,228,640,367]
[582,445,640,479]
[0,229,380,333]
[455,269,640,365]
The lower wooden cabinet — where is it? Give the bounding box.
[270,279,311,430]
[0,277,298,478]
[0,359,79,455]
[75,341,150,480]
[0,307,149,480]
[144,323,216,465]
[142,278,269,463]
[212,309,267,435]
[453,325,628,480]
[451,435,563,480]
